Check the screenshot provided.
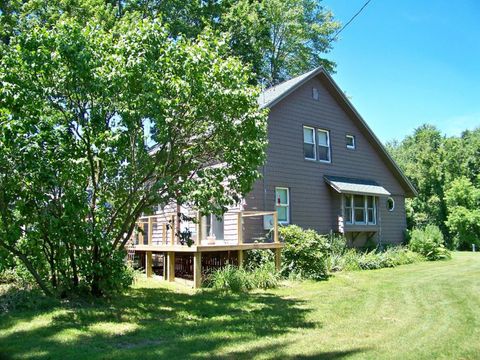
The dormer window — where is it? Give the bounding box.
[346,134,355,150]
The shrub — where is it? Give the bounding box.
[280,225,330,280]
[249,263,279,289]
[326,233,348,256]
[340,247,424,271]
[204,263,279,292]
[204,265,252,292]
[408,225,451,260]
[244,248,274,271]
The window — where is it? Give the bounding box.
[346,134,355,149]
[344,194,353,223]
[303,126,316,160]
[387,197,395,212]
[354,195,365,224]
[344,195,376,225]
[317,129,331,162]
[275,187,290,224]
[367,196,376,224]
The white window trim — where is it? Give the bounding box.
[344,194,377,225]
[275,187,290,224]
[387,197,395,212]
[367,196,377,225]
[317,129,331,163]
[346,134,356,150]
[303,126,316,160]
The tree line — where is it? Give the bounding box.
[387,124,480,250]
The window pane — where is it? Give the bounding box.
[304,143,315,159]
[354,195,364,208]
[303,127,314,143]
[346,135,355,148]
[276,188,288,205]
[345,208,352,223]
[367,209,375,223]
[276,206,288,222]
[318,145,330,161]
[317,130,328,146]
[345,194,352,207]
[367,196,374,208]
[355,208,365,223]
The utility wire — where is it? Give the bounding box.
[331,0,373,40]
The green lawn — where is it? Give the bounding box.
[1,252,479,359]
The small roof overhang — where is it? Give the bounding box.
[324,175,391,196]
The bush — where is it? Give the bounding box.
[250,262,279,289]
[408,225,451,260]
[244,248,274,271]
[204,263,279,292]
[340,247,424,271]
[280,225,330,280]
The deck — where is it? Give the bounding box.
[127,211,283,288]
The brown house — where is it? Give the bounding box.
[129,67,417,287]
[245,66,417,246]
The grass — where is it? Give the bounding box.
[1,252,479,359]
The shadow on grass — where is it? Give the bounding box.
[0,284,365,359]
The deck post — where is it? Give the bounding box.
[167,251,175,282]
[196,211,202,245]
[162,223,167,245]
[273,211,279,243]
[274,248,281,272]
[145,251,153,278]
[162,253,167,280]
[148,217,153,245]
[238,250,244,268]
[237,212,243,244]
[170,215,175,246]
[139,222,144,245]
[193,252,202,289]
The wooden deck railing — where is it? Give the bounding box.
[129,210,279,247]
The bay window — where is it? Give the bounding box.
[344,194,376,225]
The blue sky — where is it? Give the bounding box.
[322,0,480,143]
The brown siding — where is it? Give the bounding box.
[245,76,407,244]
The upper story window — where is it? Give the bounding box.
[275,187,290,224]
[344,194,376,225]
[317,129,331,162]
[346,134,356,150]
[303,126,316,160]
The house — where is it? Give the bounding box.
[129,66,417,287]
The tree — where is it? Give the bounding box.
[125,0,340,85]
[0,0,267,296]
[444,177,480,250]
[387,125,480,249]
[386,125,447,233]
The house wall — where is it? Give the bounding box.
[244,75,408,245]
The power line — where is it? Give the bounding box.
[332,0,373,40]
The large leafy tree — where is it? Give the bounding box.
[386,125,447,232]
[125,0,340,85]
[387,125,480,249]
[0,0,267,296]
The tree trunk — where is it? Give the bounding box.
[90,244,102,297]
[19,252,53,297]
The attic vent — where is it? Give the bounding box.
[312,87,319,100]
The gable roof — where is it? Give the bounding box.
[258,67,417,197]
